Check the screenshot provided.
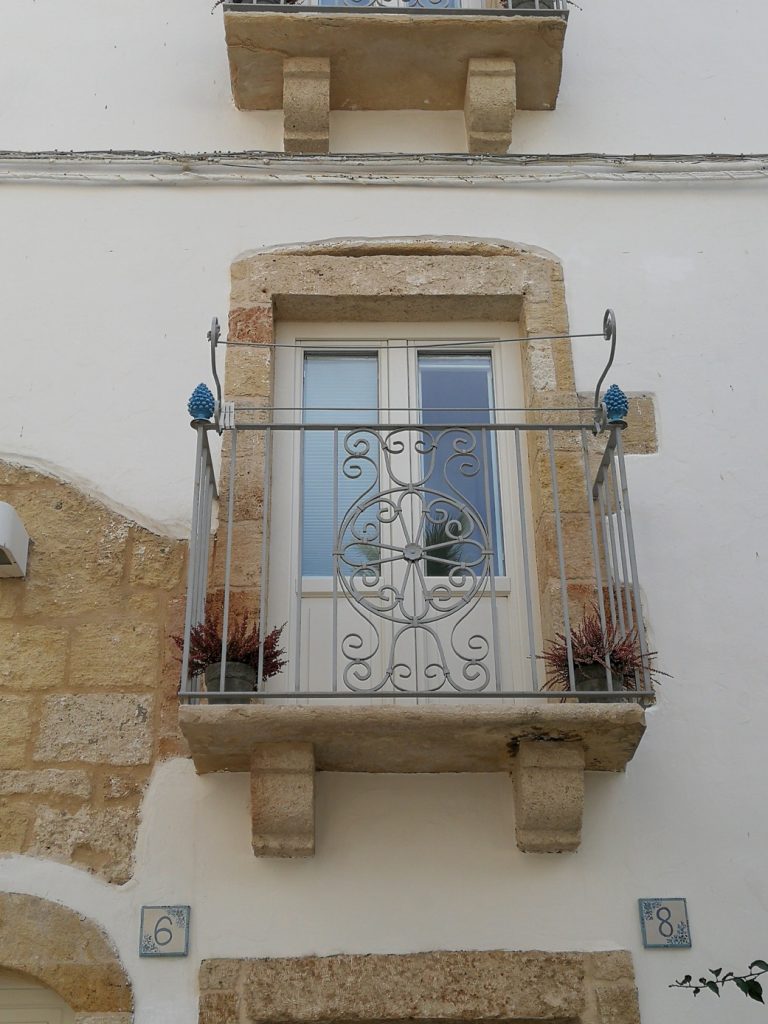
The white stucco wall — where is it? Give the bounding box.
[1,0,768,153]
[2,0,768,1021]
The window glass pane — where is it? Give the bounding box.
[418,353,505,575]
[302,353,378,576]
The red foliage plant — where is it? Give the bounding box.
[173,611,287,683]
[539,608,667,692]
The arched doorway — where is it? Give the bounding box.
[0,968,75,1023]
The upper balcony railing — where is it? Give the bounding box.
[178,366,654,706]
[225,0,566,10]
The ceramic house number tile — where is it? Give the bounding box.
[638,898,691,949]
[140,905,190,957]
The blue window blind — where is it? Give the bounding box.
[302,353,378,576]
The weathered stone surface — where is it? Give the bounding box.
[181,703,645,774]
[0,769,92,798]
[251,742,315,857]
[0,624,68,690]
[74,1015,134,1024]
[34,695,154,766]
[70,623,161,690]
[283,57,330,155]
[200,950,642,1024]
[128,530,186,589]
[512,739,585,853]
[0,801,31,851]
[102,772,148,800]
[30,804,138,885]
[0,695,32,768]
[464,58,516,154]
[0,893,132,1012]
[224,10,566,116]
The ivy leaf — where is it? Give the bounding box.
[746,980,764,1003]
[750,960,768,973]
[710,968,722,978]
[735,978,751,997]
[705,982,720,997]
[680,975,692,986]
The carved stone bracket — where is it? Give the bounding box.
[283,57,331,154]
[251,741,316,857]
[464,58,517,154]
[512,739,586,853]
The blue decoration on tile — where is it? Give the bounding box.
[604,384,629,423]
[638,898,692,949]
[188,383,215,421]
[139,905,190,957]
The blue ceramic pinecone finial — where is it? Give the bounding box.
[188,383,215,421]
[604,384,629,423]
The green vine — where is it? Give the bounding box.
[671,961,768,1003]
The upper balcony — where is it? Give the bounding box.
[176,322,653,858]
[222,0,568,153]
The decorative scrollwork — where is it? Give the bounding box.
[334,426,499,693]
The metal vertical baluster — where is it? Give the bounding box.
[332,428,339,693]
[257,427,272,696]
[514,429,538,691]
[294,427,305,694]
[180,424,205,700]
[581,429,613,692]
[481,427,502,692]
[219,430,237,696]
[597,481,619,631]
[602,457,626,635]
[548,428,575,692]
[615,431,651,691]
[608,436,634,633]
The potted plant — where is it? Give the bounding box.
[174,611,286,704]
[539,608,666,701]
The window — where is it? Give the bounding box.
[268,322,535,698]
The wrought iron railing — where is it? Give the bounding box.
[225,0,567,12]
[179,402,653,704]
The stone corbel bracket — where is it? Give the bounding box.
[465,58,517,155]
[193,706,651,859]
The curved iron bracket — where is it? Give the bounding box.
[592,308,617,434]
[208,317,223,434]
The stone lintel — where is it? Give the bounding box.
[512,739,585,853]
[180,703,645,774]
[283,57,330,155]
[465,58,516,155]
[251,742,315,857]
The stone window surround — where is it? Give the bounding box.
[179,236,657,860]
[198,948,642,1024]
[0,892,133,1023]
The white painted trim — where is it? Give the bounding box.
[0,152,767,187]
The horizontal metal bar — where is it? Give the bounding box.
[223,3,567,16]
[223,421,595,432]
[178,689,654,699]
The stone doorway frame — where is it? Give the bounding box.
[199,948,641,1023]
[0,892,133,1023]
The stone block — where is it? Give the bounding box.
[251,742,315,857]
[211,521,262,590]
[0,696,32,768]
[0,624,68,691]
[534,512,598,584]
[11,483,130,616]
[228,305,274,344]
[30,804,138,885]
[128,530,186,589]
[74,1016,135,1024]
[283,57,330,155]
[531,449,594,519]
[464,58,516,154]
[218,427,267,521]
[0,800,31,852]
[225,345,273,401]
[34,694,154,766]
[0,769,92,798]
[512,740,585,853]
[70,623,161,690]
[199,990,240,1024]
[102,772,147,800]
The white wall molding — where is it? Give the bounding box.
[1,151,767,187]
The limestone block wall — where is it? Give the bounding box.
[0,462,186,884]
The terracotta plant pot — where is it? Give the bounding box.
[204,662,258,705]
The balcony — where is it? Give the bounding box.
[177,368,651,857]
[221,0,568,153]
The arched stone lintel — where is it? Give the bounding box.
[0,893,133,1017]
